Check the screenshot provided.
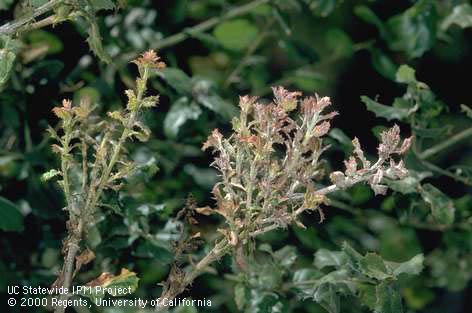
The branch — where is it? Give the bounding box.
[419,126,472,159]
[157,239,230,310]
[121,0,270,63]
[0,0,63,36]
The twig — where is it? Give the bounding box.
[419,126,472,159]
[0,0,63,35]
[122,0,270,62]
[157,239,230,310]
[223,18,275,87]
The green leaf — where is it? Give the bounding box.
[370,48,397,81]
[460,104,472,119]
[25,30,64,54]
[342,242,363,271]
[359,284,377,310]
[420,184,455,225]
[192,78,238,120]
[0,0,14,10]
[90,0,115,11]
[0,49,15,87]
[361,96,411,121]
[132,240,173,264]
[293,268,353,313]
[441,3,472,30]
[31,0,48,8]
[359,253,393,280]
[0,196,24,232]
[390,254,424,276]
[395,64,416,84]
[379,227,422,262]
[386,1,436,58]
[158,67,193,94]
[164,98,202,138]
[385,171,432,194]
[308,0,337,17]
[247,290,287,313]
[324,28,353,58]
[234,283,248,310]
[41,169,61,182]
[314,249,347,269]
[213,19,259,51]
[354,5,388,39]
[183,164,217,189]
[375,282,403,313]
[328,128,353,154]
[0,36,19,87]
[86,18,112,63]
[273,245,298,268]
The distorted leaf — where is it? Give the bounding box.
[361,96,411,121]
[86,18,112,63]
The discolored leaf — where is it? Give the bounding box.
[79,268,139,302]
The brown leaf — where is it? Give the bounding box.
[73,248,95,278]
[195,206,214,216]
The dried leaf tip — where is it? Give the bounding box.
[202,129,223,151]
[272,86,302,112]
[52,99,73,119]
[132,49,166,70]
[62,99,72,110]
[239,95,258,112]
